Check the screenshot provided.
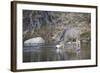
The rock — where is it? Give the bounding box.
[24,37,45,46]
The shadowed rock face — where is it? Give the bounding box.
[24,37,45,46]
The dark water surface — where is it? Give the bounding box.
[23,41,90,62]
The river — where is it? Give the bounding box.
[23,41,90,62]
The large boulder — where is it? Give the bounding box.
[24,37,45,46]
